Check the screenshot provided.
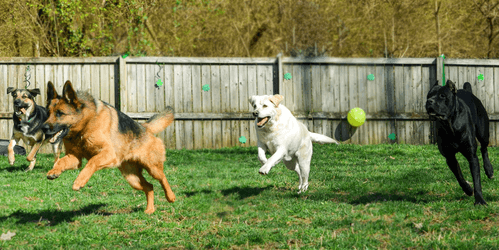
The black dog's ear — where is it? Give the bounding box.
[47,81,58,101]
[446,80,457,94]
[431,81,439,88]
[28,88,41,97]
[6,87,16,95]
[62,80,78,104]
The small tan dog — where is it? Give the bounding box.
[249,94,339,193]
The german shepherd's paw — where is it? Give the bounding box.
[46,169,61,180]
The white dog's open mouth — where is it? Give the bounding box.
[257,116,270,127]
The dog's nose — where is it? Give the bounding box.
[427,99,435,105]
[253,111,258,117]
[14,99,21,106]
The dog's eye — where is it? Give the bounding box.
[439,94,445,98]
[263,105,268,108]
[56,110,65,117]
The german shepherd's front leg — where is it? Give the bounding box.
[47,154,81,179]
[72,149,119,191]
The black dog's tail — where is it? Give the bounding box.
[463,82,472,93]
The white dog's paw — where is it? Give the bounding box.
[297,184,309,194]
[258,166,270,175]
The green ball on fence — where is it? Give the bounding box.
[156,79,163,87]
[202,84,210,92]
[347,108,366,127]
[239,136,247,144]
[478,74,484,81]
[388,133,396,140]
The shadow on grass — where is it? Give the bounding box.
[0,203,111,226]
[349,191,434,204]
[0,165,30,172]
[184,189,213,197]
[221,186,272,199]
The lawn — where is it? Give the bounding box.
[1,143,499,249]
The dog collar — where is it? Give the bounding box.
[18,113,36,123]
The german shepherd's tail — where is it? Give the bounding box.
[142,106,175,134]
[309,132,340,145]
[463,82,473,93]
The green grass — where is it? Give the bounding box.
[1,144,499,249]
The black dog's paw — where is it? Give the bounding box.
[474,200,488,206]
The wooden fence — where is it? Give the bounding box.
[0,56,498,154]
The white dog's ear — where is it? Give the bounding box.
[248,96,257,106]
[269,94,284,107]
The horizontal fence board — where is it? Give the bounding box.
[126,57,277,64]
[282,57,436,65]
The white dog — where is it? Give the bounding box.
[249,94,339,193]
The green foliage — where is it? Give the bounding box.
[1,144,499,248]
[1,0,499,57]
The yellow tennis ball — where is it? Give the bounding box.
[347,108,366,127]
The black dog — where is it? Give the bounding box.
[6,87,61,171]
[426,80,493,205]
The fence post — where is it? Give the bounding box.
[118,56,127,113]
[431,57,443,144]
[274,53,283,95]
[437,56,443,85]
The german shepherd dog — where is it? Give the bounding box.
[42,80,176,214]
[7,87,61,171]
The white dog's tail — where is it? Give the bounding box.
[309,132,340,145]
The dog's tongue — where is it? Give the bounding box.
[20,108,26,114]
[257,117,268,126]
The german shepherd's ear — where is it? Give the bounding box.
[445,80,457,94]
[47,81,58,101]
[28,88,41,97]
[62,80,78,104]
[269,94,284,107]
[7,87,16,95]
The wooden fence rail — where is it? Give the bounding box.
[0,56,498,153]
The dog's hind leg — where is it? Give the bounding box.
[476,123,493,179]
[143,163,176,204]
[297,155,312,194]
[465,154,487,205]
[445,155,474,197]
[284,159,303,192]
[119,162,156,214]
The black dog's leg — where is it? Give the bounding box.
[445,155,474,196]
[463,153,487,205]
[481,145,494,179]
[476,113,493,179]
